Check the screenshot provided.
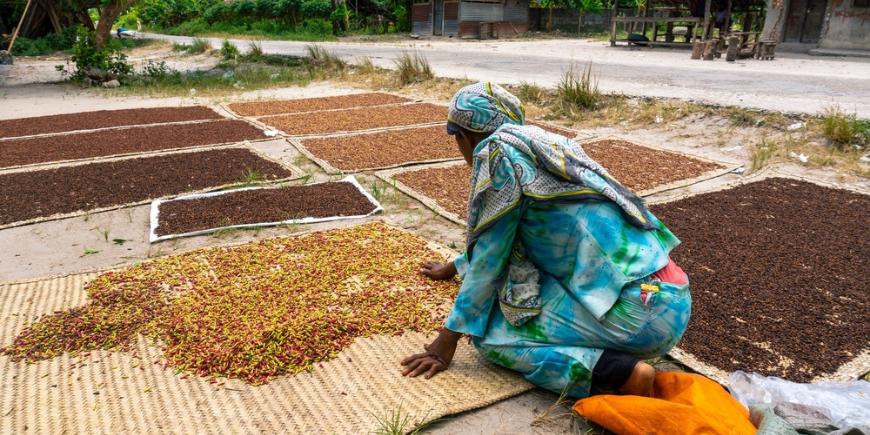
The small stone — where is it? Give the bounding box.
[0,50,13,65]
[102,80,121,88]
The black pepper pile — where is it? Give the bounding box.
[154,182,378,236]
[0,106,222,139]
[1,120,264,169]
[651,178,870,382]
[229,93,411,117]
[0,148,296,226]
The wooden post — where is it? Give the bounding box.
[641,3,648,36]
[691,40,705,59]
[701,0,712,39]
[611,16,617,46]
[8,0,34,52]
[703,40,716,59]
[40,0,63,35]
[726,36,739,61]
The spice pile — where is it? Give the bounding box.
[259,103,446,136]
[651,178,870,382]
[229,93,411,117]
[154,181,379,236]
[1,120,265,169]
[2,223,459,385]
[394,164,471,220]
[0,106,222,139]
[583,139,724,193]
[0,148,296,226]
[301,126,460,171]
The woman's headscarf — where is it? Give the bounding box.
[447,82,525,135]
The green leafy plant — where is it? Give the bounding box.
[750,137,777,171]
[83,249,102,256]
[113,238,132,245]
[821,106,869,149]
[69,27,133,82]
[220,39,239,59]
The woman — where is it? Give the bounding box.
[401,82,692,398]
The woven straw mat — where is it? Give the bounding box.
[0,273,534,435]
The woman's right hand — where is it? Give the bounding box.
[420,261,457,280]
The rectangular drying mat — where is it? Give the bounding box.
[376,160,470,226]
[222,93,414,117]
[0,143,304,231]
[0,106,225,140]
[577,136,740,196]
[149,176,384,242]
[0,221,535,435]
[0,120,275,171]
[651,171,870,386]
[289,125,463,175]
[254,103,447,139]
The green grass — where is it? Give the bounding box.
[370,402,443,435]
[157,19,338,42]
[750,137,777,172]
[172,37,212,55]
[821,106,870,149]
[556,62,602,115]
[394,50,434,86]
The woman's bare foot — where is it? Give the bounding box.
[618,362,655,396]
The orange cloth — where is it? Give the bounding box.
[574,372,757,435]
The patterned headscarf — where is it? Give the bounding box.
[447,82,525,134]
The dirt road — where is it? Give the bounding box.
[145,33,870,118]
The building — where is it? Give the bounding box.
[412,0,530,38]
[763,0,869,51]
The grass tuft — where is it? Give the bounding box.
[394,50,434,86]
[821,106,869,149]
[556,62,601,115]
[220,39,239,59]
[750,137,777,172]
[370,402,443,435]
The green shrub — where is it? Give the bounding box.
[220,39,239,59]
[69,27,133,81]
[821,106,869,149]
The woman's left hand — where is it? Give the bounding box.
[400,328,463,379]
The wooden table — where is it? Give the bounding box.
[610,16,704,48]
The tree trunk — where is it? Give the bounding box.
[331,0,338,36]
[95,0,137,50]
[577,10,582,33]
[547,5,552,32]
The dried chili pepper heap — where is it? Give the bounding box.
[2,222,459,385]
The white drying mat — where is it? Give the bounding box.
[0,143,305,231]
[149,175,384,242]
[0,223,535,435]
[652,170,870,386]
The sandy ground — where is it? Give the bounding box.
[1,44,869,433]
[140,33,870,118]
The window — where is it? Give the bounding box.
[856,0,870,7]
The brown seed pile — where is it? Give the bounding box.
[650,178,870,382]
[2,222,459,385]
[0,148,295,226]
[395,164,471,220]
[583,139,724,193]
[155,181,378,236]
[0,106,223,139]
[229,93,412,117]
[301,126,461,171]
[527,122,577,138]
[259,103,446,136]
[1,120,265,169]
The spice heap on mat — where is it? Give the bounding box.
[0,106,222,139]
[259,103,446,136]
[154,181,379,236]
[394,164,472,220]
[228,93,411,117]
[651,178,870,382]
[302,126,460,171]
[0,148,296,226]
[1,120,265,169]
[583,139,724,193]
[2,223,459,385]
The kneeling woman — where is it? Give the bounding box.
[401,83,692,398]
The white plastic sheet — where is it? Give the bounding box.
[729,371,870,432]
[149,176,383,242]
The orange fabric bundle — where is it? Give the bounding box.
[574,372,757,435]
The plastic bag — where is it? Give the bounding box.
[729,371,870,433]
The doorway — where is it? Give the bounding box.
[434,0,444,35]
[783,0,827,43]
